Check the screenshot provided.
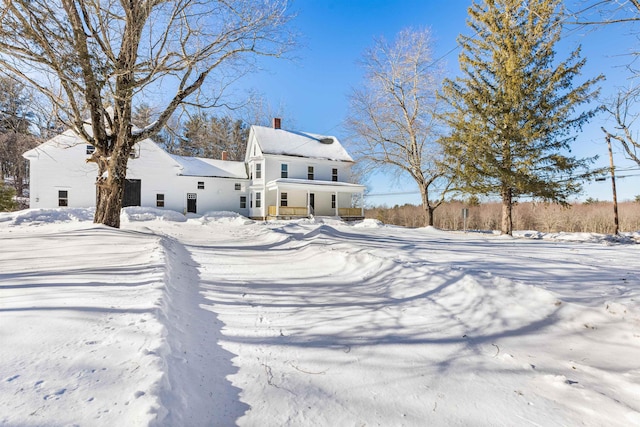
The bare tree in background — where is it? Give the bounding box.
[568,1,640,168]
[0,77,39,197]
[345,28,451,226]
[0,0,294,227]
[568,0,640,25]
[602,87,640,166]
[241,92,294,129]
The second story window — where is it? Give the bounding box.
[197,181,205,190]
[86,145,95,155]
[281,163,288,178]
[235,183,241,191]
[256,163,262,179]
[307,166,314,180]
[332,168,338,182]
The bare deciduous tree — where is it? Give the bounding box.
[602,86,640,166]
[345,28,451,226]
[0,77,40,197]
[569,1,640,168]
[568,0,640,25]
[0,0,294,227]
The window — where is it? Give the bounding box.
[255,192,261,208]
[255,163,262,179]
[331,194,336,209]
[332,168,338,182]
[86,145,95,155]
[281,192,288,207]
[156,194,165,208]
[197,181,205,190]
[240,196,247,209]
[58,190,68,207]
[281,163,288,178]
[235,183,242,191]
[308,166,314,180]
[129,146,139,159]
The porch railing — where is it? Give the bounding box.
[268,206,308,216]
[267,206,362,218]
[338,207,362,217]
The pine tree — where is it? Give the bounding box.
[440,0,602,235]
[0,180,17,211]
[180,113,211,157]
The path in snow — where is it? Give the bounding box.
[150,232,248,426]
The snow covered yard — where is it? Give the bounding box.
[1,208,639,426]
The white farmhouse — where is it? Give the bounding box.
[23,118,365,220]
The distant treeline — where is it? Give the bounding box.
[366,200,640,234]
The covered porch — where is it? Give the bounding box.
[265,178,366,220]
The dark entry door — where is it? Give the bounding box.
[123,179,141,207]
[309,193,315,214]
[187,193,197,213]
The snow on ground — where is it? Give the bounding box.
[1,208,639,426]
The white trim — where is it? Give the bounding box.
[266,178,365,194]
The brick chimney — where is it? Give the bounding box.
[273,117,281,129]
[221,151,228,161]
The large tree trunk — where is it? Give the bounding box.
[93,139,131,228]
[501,187,513,235]
[426,206,435,227]
[420,187,435,227]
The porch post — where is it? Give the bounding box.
[306,189,310,217]
[276,187,280,217]
[360,192,364,217]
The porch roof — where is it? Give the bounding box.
[266,178,365,193]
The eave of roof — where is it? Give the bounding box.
[266,178,365,193]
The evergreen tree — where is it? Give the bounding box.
[0,180,17,211]
[180,113,211,157]
[173,113,249,160]
[440,0,602,235]
[209,116,249,160]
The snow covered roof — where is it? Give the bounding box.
[169,155,248,179]
[23,129,81,158]
[251,125,354,162]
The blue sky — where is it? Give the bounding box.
[239,0,640,206]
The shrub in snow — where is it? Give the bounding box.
[0,181,17,211]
